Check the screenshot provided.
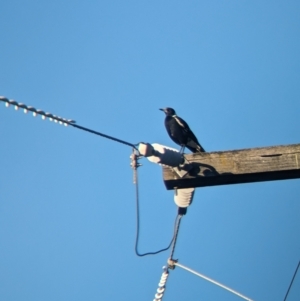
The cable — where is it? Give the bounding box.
[169,214,182,260]
[2,96,178,256]
[69,123,138,150]
[283,260,300,301]
[0,96,138,151]
[133,156,180,256]
[151,212,183,299]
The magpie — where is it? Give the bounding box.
[160,107,205,153]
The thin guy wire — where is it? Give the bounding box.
[283,260,300,301]
[134,162,178,256]
[174,262,254,301]
[1,96,138,151]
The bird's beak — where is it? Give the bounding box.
[159,108,165,112]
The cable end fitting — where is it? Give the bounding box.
[178,207,187,215]
[167,258,177,270]
[130,152,142,170]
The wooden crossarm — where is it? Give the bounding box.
[162,143,300,190]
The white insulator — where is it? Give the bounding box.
[15,105,19,110]
[161,272,168,279]
[153,268,169,301]
[139,143,183,167]
[157,287,165,293]
[138,143,154,157]
[5,102,10,107]
[24,108,28,113]
[174,188,195,208]
[33,112,37,117]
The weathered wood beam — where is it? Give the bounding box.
[163,143,300,190]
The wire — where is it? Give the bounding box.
[69,123,138,150]
[133,161,181,256]
[169,214,182,260]
[151,211,183,299]
[283,260,300,301]
[2,96,179,256]
[174,262,254,301]
[0,96,138,151]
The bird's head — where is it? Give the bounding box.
[159,107,176,116]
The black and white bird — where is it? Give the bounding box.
[160,107,205,153]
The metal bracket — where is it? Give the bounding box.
[167,258,178,270]
[130,149,142,184]
[172,156,193,178]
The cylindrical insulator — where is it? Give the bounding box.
[138,143,155,157]
[138,143,183,167]
[161,272,168,278]
[153,269,169,301]
[157,287,165,293]
[174,188,195,208]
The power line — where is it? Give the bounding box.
[132,151,182,256]
[2,96,180,257]
[152,211,184,300]
[0,96,138,150]
[69,122,137,149]
[283,260,300,301]
[169,214,182,260]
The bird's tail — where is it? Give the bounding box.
[187,141,205,153]
[195,144,205,152]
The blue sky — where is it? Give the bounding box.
[1,1,300,300]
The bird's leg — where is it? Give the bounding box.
[176,146,185,171]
